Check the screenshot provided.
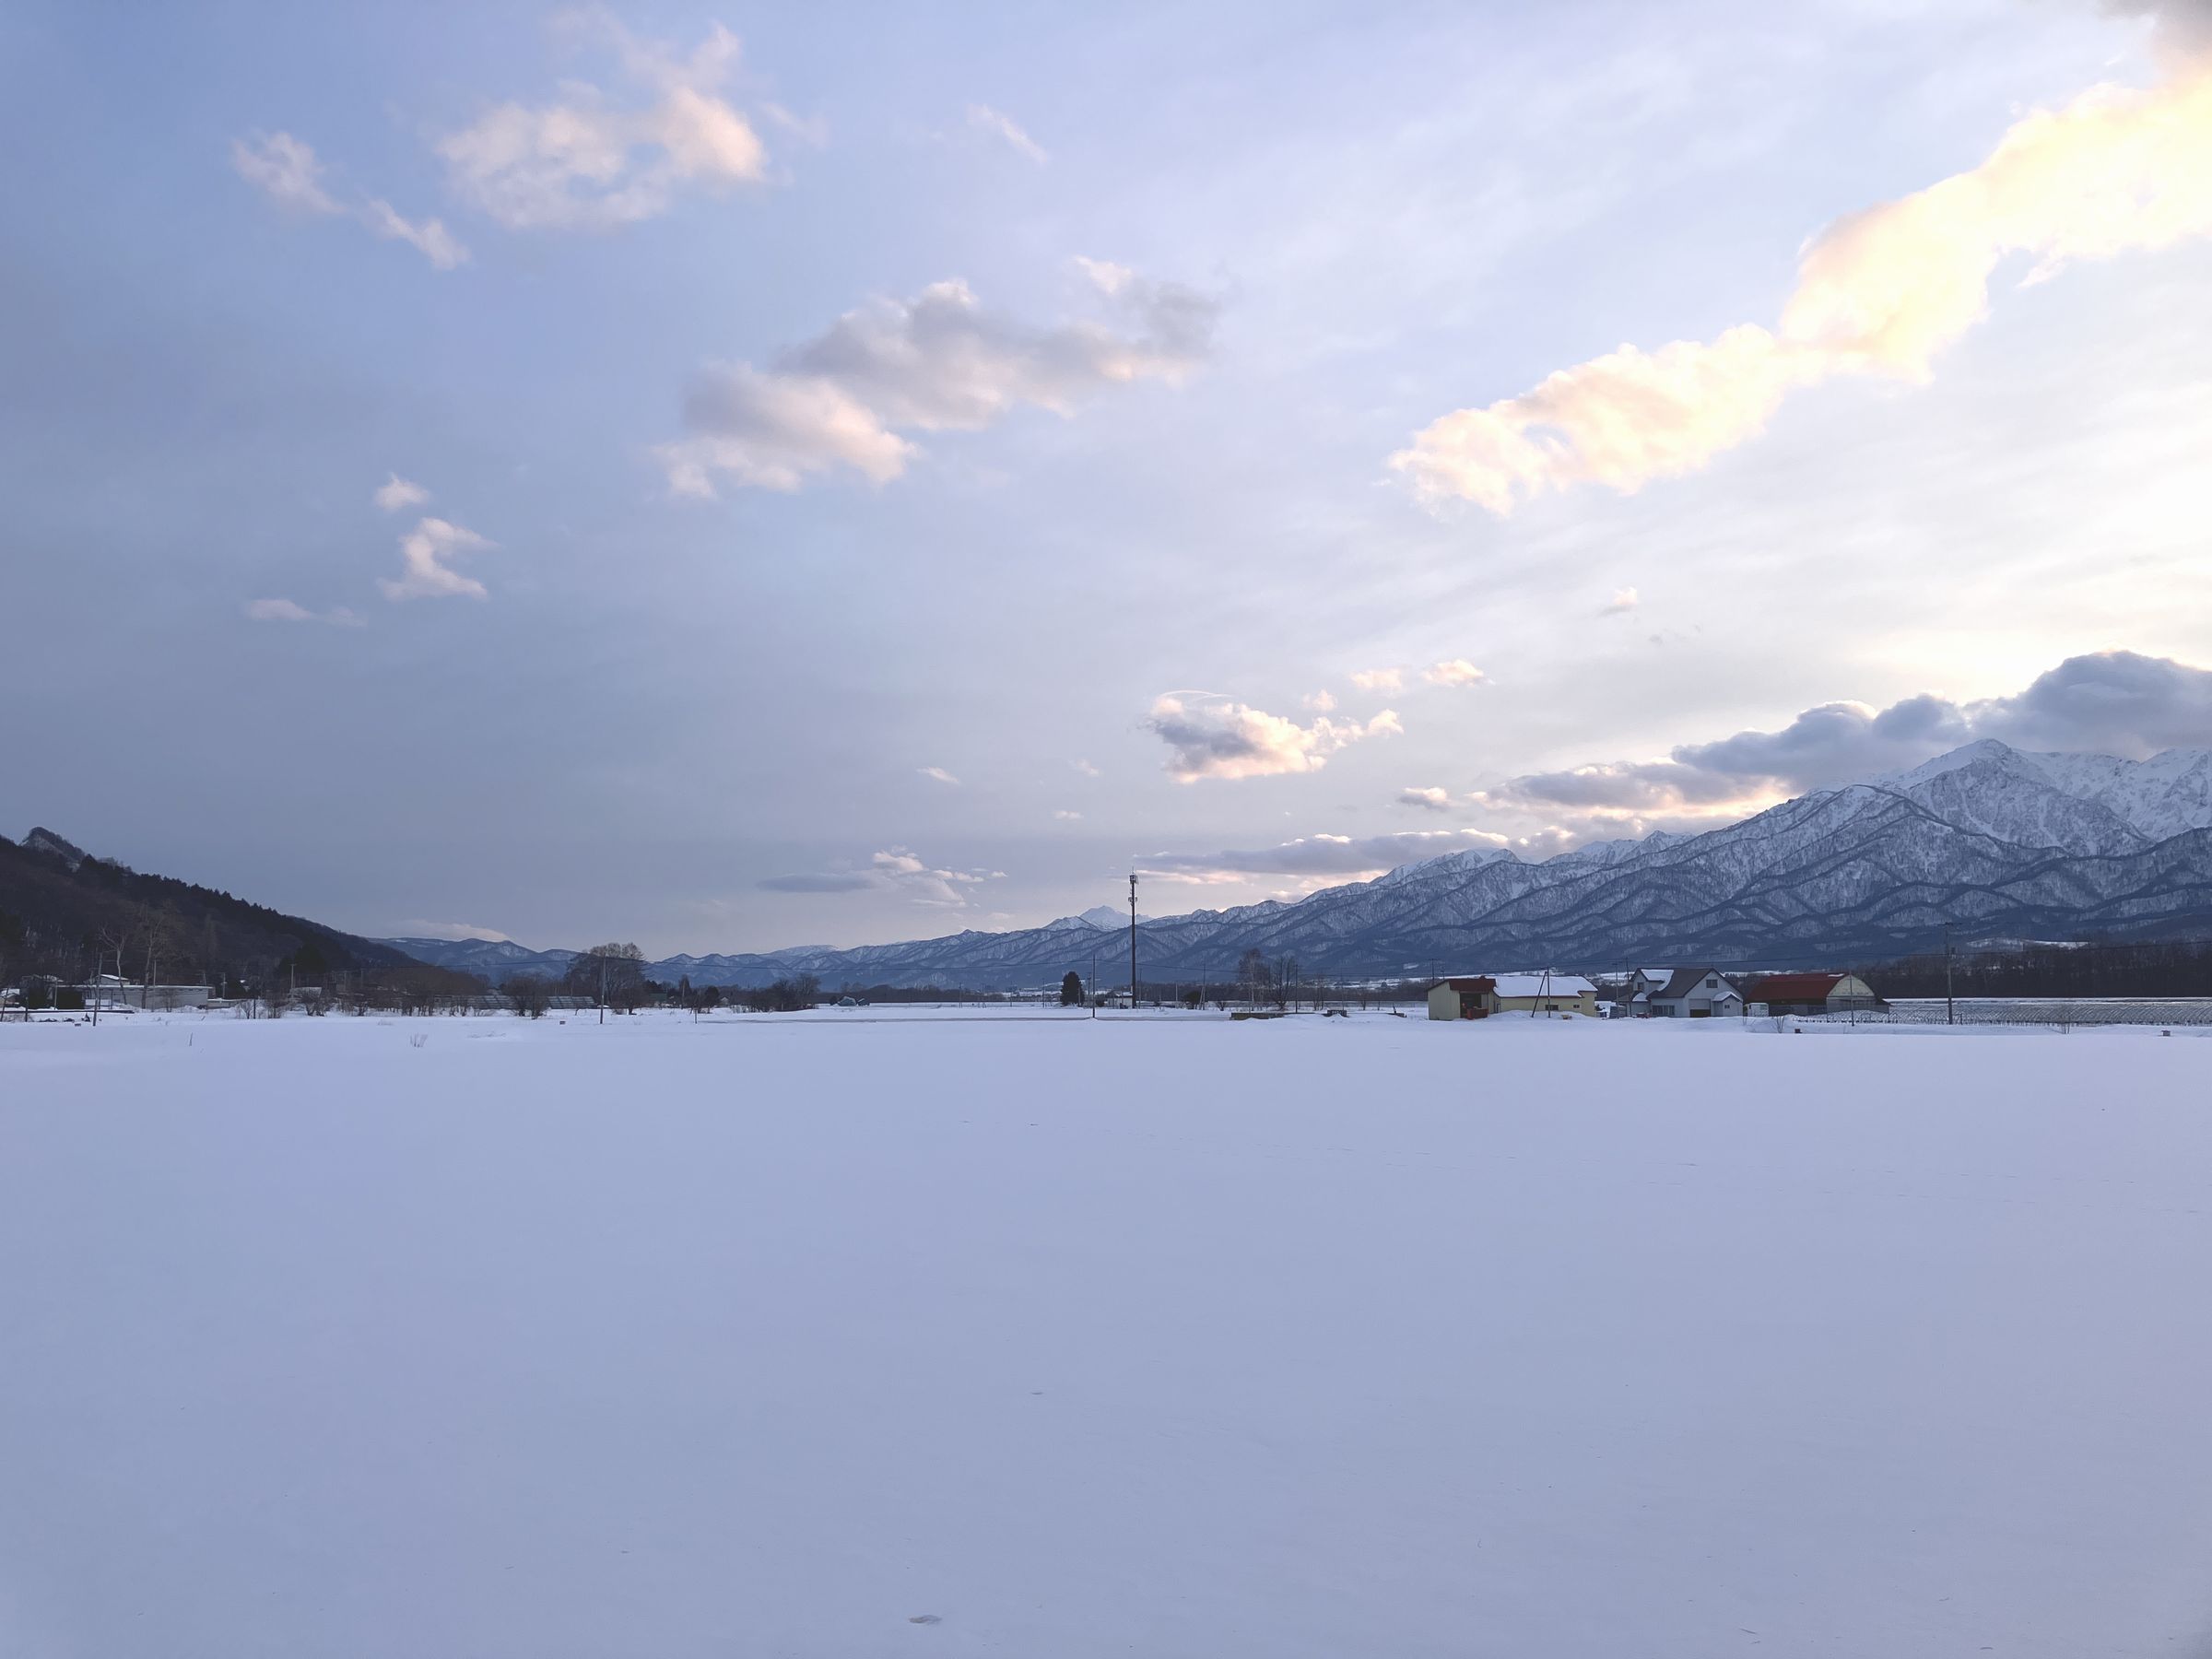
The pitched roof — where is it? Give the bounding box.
[1654,967,1735,1001]
[1490,971,1595,998]
[1436,971,1594,997]
[1744,971,1846,1001]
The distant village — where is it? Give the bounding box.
[1423,968,1882,1021]
[14,941,2212,1031]
[4,959,1886,1021]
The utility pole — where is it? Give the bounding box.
[1944,923,1956,1027]
[1128,871,1139,1013]
[1090,945,1099,1019]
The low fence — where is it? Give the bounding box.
[1803,997,2212,1030]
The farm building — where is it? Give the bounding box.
[1649,968,1745,1018]
[66,979,216,1010]
[1741,971,1883,1016]
[1429,972,1597,1019]
[1426,976,1495,1020]
[1492,972,1598,1016]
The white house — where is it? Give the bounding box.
[1649,967,1744,1018]
[1624,967,1674,1015]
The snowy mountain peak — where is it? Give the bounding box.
[1375,844,1519,885]
[1076,903,1148,928]
[1881,738,2212,846]
[1880,737,2021,789]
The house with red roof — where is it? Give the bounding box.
[1741,971,1882,1016]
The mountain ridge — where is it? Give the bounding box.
[388,740,2212,989]
[1,830,473,989]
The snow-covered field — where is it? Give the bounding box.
[4,1013,2210,1657]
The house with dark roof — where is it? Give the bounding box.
[1650,967,1745,1018]
[1622,967,1675,1016]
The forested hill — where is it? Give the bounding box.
[0,827,467,990]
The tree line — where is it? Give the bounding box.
[1855,936,2212,1000]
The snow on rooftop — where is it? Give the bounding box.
[1436,971,1596,997]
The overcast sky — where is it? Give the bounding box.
[5,0,2211,955]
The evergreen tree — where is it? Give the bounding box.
[1059,970,1084,1006]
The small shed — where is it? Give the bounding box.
[1427,976,1496,1020]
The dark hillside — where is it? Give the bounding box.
[0,828,476,994]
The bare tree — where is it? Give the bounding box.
[95,923,135,1010]
[1237,947,1267,1009]
[504,973,552,1018]
[565,943,647,1019]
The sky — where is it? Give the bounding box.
[4,0,2211,955]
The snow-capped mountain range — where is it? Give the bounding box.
[389,740,2212,988]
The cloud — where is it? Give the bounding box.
[1301,689,1336,712]
[966,103,1047,163]
[1393,28,2212,511]
[359,200,469,270]
[757,872,878,893]
[1477,650,2212,823]
[1053,809,1082,820]
[659,259,1218,494]
[2106,0,2212,65]
[1478,759,1766,815]
[373,473,429,513]
[762,103,830,147]
[231,131,339,214]
[1147,694,1400,782]
[757,847,1001,907]
[1140,828,1510,882]
[232,131,467,270]
[1349,667,1404,692]
[869,848,997,907]
[379,517,497,601]
[395,920,513,943]
[1971,648,2212,754]
[1397,786,1452,811]
[244,597,364,627]
[437,19,769,231]
[919,766,960,784]
[1423,658,1486,687]
[1600,587,1640,616]
[1072,759,1101,777]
